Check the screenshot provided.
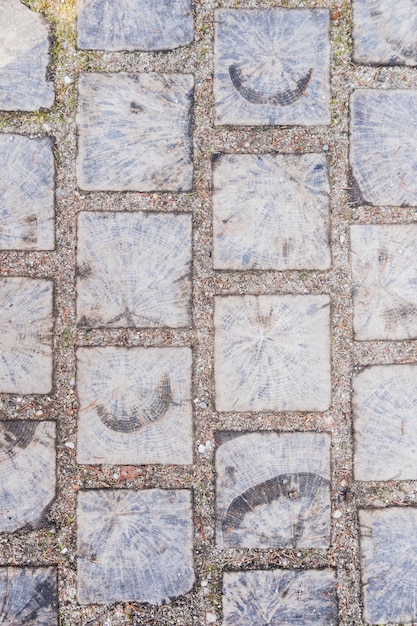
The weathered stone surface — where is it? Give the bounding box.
[214,295,331,412]
[0,567,58,625]
[0,421,56,532]
[213,153,330,270]
[360,508,417,624]
[0,134,54,250]
[222,569,338,626]
[77,489,195,605]
[0,278,53,394]
[76,73,193,191]
[353,0,417,66]
[77,0,194,51]
[76,347,193,464]
[215,432,331,549]
[0,0,54,111]
[76,212,192,328]
[214,8,330,126]
[351,224,417,340]
[350,90,417,206]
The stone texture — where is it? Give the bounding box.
[213,153,330,270]
[0,0,54,111]
[222,569,338,626]
[350,90,417,206]
[0,278,53,394]
[0,134,54,250]
[214,295,331,412]
[0,567,58,625]
[214,8,330,126]
[76,212,192,328]
[76,72,193,191]
[77,0,194,51]
[76,347,193,464]
[351,224,417,340]
[77,489,195,605]
[215,432,331,549]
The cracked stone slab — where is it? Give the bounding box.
[77,489,195,605]
[0,278,53,394]
[214,8,330,126]
[214,295,331,412]
[76,347,192,465]
[76,72,193,191]
[215,432,331,549]
[0,566,58,625]
[350,90,417,206]
[0,134,54,250]
[77,0,194,51]
[351,224,417,340]
[222,569,338,626]
[213,153,330,270]
[0,0,54,111]
[353,0,417,66]
[76,212,192,328]
[0,421,56,533]
[359,508,417,624]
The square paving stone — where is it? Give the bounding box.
[215,432,331,549]
[350,90,417,206]
[359,508,417,624]
[213,153,330,270]
[214,9,330,126]
[353,0,417,66]
[76,347,193,465]
[0,134,54,250]
[214,295,331,412]
[222,569,338,626]
[353,364,417,481]
[351,224,417,340]
[0,0,54,111]
[77,489,195,605]
[0,278,53,394]
[76,72,193,191]
[76,212,192,328]
[0,421,56,532]
[77,0,194,51]
[0,567,58,625]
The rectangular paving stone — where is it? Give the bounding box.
[213,153,331,270]
[77,0,194,51]
[0,134,54,250]
[351,224,417,340]
[0,566,58,625]
[214,294,331,412]
[76,212,192,328]
[0,278,53,394]
[215,432,331,549]
[76,72,193,191]
[77,489,195,605]
[222,569,338,626]
[76,347,193,465]
[350,90,417,206]
[214,8,330,126]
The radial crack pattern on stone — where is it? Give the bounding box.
[222,569,338,626]
[77,0,194,51]
[215,432,331,549]
[76,72,193,191]
[0,567,58,625]
[214,8,330,126]
[350,90,417,206]
[214,295,331,412]
[213,153,330,270]
[0,278,53,394]
[0,421,56,532]
[77,489,195,605]
[76,212,192,328]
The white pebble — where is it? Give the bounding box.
[64,441,74,449]
[198,444,206,454]
[201,580,208,587]
[63,75,73,85]
[35,410,43,416]
[333,509,342,519]
[322,144,329,151]
[206,612,217,623]
[61,547,68,554]
[113,473,119,480]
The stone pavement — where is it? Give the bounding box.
[1,0,417,624]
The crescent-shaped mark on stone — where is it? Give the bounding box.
[229,64,313,106]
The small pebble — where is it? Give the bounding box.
[201,580,208,587]
[35,410,43,416]
[206,612,217,624]
[333,509,342,519]
[322,144,329,151]
[64,441,75,449]
[198,401,208,409]
[113,473,119,480]
[61,547,68,554]
[198,444,206,454]
[63,75,73,85]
